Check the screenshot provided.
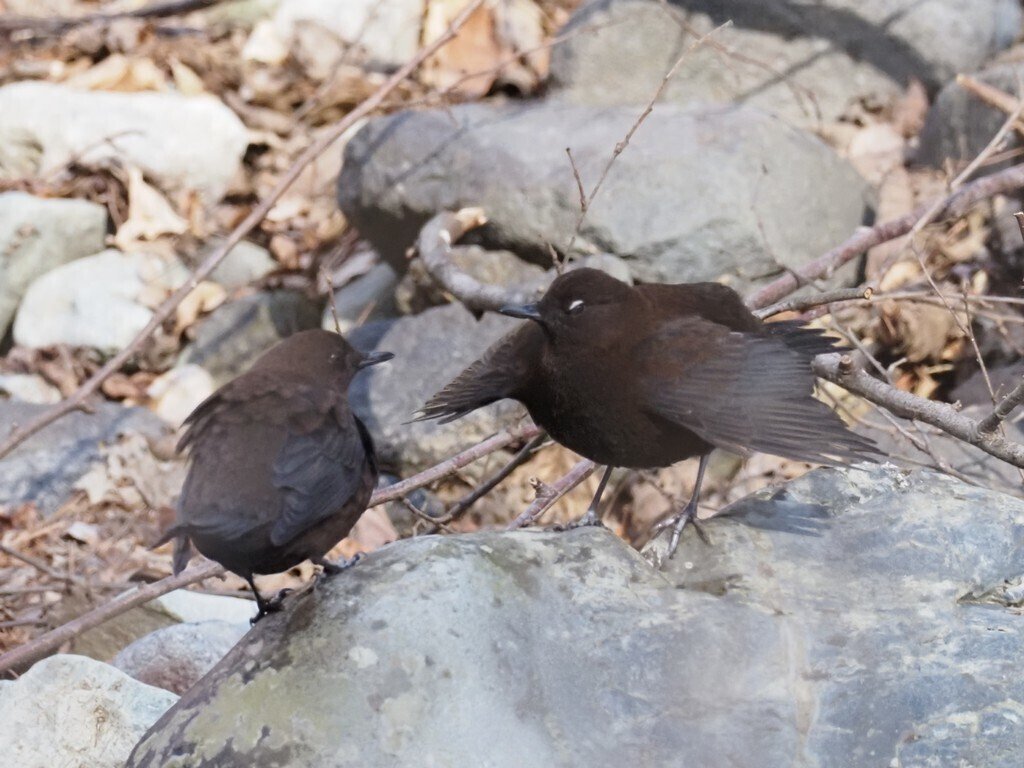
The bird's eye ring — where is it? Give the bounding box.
[567,299,585,315]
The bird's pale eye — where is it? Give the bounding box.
[567,299,585,315]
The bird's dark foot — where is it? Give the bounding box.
[545,508,603,531]
[315,554,362,578]
[652,500,710,558]
[250,589,291,625]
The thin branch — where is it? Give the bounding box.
[0,0,224,32]
[813,354,1024,467]
[0,560,223,676]
[417,208,538,313]
[978,378,1024,434]
[745,162,1024,309]
[436,432,548,525]
[754,286,874,319]
[0,543,76,584]
[563,21,731,257]
[506,459,597,530]
[0,0,486,463]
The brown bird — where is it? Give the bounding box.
[157,329,392,620]
[418,268,877,553]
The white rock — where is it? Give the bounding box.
[0,373,62,404]
[147,364,215,427]
[0,191,107,334]
[0,654,177,768]
[203,237,278,289]
[272,0,425,67]
[155,589,258,625]
[13,249,189,352]
[0,82,249,199]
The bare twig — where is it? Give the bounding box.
[506,459,597,530]
[417,208,538,314]
[437,432,548,524]
[978,378,1024,434]
[0,0,224,32]
[754,287,874,319]
[563,22,730,257]
[0,0,486,462]
[745,162,1024,309]
[0,543,75,584]
[813,354,1024,467]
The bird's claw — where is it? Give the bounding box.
[251,589,291,625]
[316,553,362,578]
[652,503,710,558]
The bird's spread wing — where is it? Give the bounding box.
[638,318,878,465]
[416,323,544,423]
[269,408,370,547]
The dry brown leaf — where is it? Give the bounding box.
[174,280,227,335]
[893,78,930,138]
[169,57,207,95]
[63,53,169,92]
[421,0,503,98]
[876,300,964,364]
[114,167,188,249]
[348,506,399,552]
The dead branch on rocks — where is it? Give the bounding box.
[813,354,1024,468]
[745,162,1024,310]
[0,0,486,463]
[417,208,539,314]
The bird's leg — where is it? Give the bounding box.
[652,454,711,557]
[315,553,362,577]
[246,574,287,624]
[565,465,614,528]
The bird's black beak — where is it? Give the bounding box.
[499,303,543,323]
[358,350,394,369]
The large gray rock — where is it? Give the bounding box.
[549,0,1022,125]
[114,621,250,694]
[179,290,322,386]
[0,654,177,768]
[129,465,1024,767]
[917,59,1024,170]
[0,192,107,335]
[347,302,524,473]
[12,249,189,352]
[0,82,248,199]
[0,400,168,516]
[649,464,1024,766]
[127,528,796,767]
[339,101,872,289]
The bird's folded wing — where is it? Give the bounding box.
[269,409,368,547]
[416,323,544,423]
[638,318,878,465]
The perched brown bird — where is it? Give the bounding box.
[157,329,392,620]
[418,268,877,552]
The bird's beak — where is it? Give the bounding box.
[358,350,394,369]
[499,303,543,322]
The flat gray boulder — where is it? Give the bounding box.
[128,465,1024,766]
[338,100,872,289]
[548,0,1021,125]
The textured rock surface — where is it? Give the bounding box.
[0,191,107,335]
[0,654,177,768]
[322,261,401,333]
[347,302,524,473]
[202,238,278,289]
[649,465,1024,767]
[549,0,1021,125]
[0,82,248,198]
[179,290,322,386]
[0,400,167,516]
[339,101,872,288]
[13,249,189,352]
[129,466,1024,767]
[114,621,250,694]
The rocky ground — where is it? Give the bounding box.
[2,1,1024,766]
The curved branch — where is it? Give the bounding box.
[417,208,538,314]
